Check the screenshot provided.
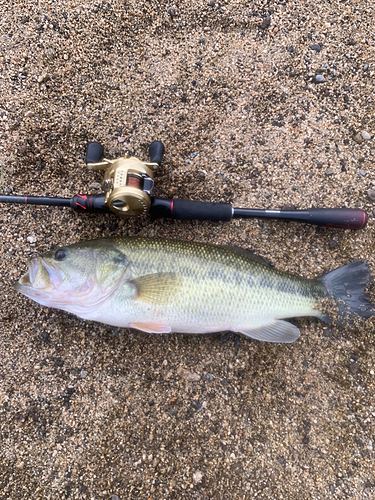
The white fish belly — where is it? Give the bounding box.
[88,277,321,333]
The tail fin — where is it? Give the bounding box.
[317,260,375,325]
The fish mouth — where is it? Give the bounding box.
[17,255,40,287]
[15,255,64,291]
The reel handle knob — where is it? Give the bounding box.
[149,141,164,166]
[85,142,104,164]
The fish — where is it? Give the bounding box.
[14,237,375,343]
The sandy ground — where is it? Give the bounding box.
[1,1,375,499]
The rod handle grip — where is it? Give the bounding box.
[305,208,367,230]
[150,198,232,221]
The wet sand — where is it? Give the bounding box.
[0,1,374,498]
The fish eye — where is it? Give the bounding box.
[54,249,67,261]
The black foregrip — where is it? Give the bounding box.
[171,199,233,221]
[149,198,233,221]
[306,208,367,229]
[85,142,104,164]
[149,141,164,165]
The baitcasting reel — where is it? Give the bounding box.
[85,141,164,217]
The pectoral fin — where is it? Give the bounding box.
[129,322,172,334]
[236,320,300,343]
[130,272,178,305]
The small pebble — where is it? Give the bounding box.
[312,74,325,83]
[167,7,175,17]
[80,370,88,379]
[40,331,49,342]
[361,131,371,141]
[37,73,48,83]
[310,44,321,52]
[27,235,37,243]
[349,362,359,374]
[193,471,203,483]
[329,240,337,249]
[177,367,201,382]
[325,168,334,176]
[191,401,203,411]
[367,189,375,202]
[260,16,271,29]
[353,132,363,144]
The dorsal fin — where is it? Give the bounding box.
[228,246,274,267]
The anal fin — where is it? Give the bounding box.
[236,320,300,343]
[129,322,172,334]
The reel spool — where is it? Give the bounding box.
[85,141,164,217]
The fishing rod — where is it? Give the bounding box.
[0,141,368,230]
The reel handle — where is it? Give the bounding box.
[149,141,164,166]
[85,142,104,164]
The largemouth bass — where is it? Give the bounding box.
[14,238,374,343]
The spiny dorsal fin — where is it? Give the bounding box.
[228,246,274,267]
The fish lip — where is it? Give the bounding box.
[29,255,39,284]
[17,255,39,286]
[16,255,64,289]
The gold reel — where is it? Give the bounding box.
[86,152,158,217]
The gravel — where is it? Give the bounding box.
[362,131,372,141]
[312,74,325,83]
[0,0,375,499]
